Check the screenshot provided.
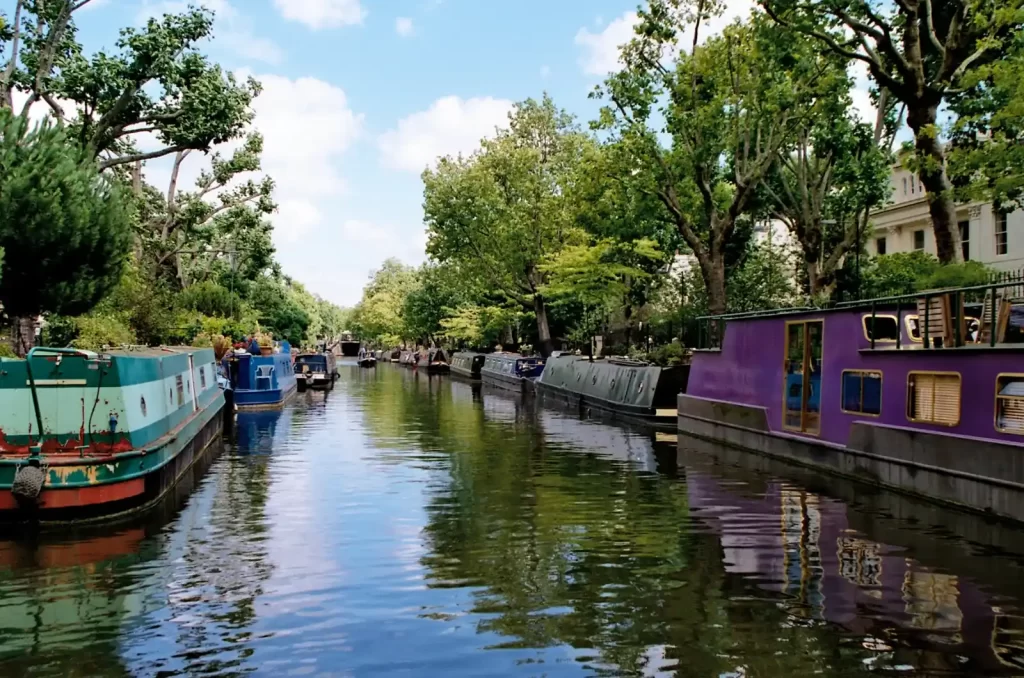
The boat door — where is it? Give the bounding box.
[783,320,823,434]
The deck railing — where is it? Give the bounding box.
[694,267,1024,350]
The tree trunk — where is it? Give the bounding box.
[907,104,962,264]
[534,293,554,357]
[704,255,727,317]
[9,316,36,357]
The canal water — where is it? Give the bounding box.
[2,363,1024,676]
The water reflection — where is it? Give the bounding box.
[1,366,1024,675]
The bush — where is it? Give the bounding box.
[69,313,136,350]
[646,341,686,366]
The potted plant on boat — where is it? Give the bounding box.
[256,332,274,356]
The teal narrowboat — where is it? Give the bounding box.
[0,346,225,522]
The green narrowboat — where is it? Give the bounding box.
[0,346,225,523]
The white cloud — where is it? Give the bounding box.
[849,61,877,125]
[575,11,639,76]
[395,17,414,37]
[574,3,756,76]
[272,0,367,30]
[378,95,512,172]
[138,0,284,65]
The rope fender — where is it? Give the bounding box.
[12,464,46,504]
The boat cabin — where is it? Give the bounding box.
[687,280,1024,448]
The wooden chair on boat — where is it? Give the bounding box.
[915,293,954,347]
[977,289,1011,345]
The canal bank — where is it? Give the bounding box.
[1,363,1024,675]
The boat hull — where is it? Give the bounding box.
[0,387,224,524]
[535,356,688,430]
[450,352,484,380]
[358,359,377,368]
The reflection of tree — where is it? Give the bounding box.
[348,368,855,676]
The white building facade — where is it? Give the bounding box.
[869,165,1024,272]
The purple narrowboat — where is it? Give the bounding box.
[678,282,1024,523]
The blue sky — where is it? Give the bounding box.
[58,0,874,308]
[44,0,665,307]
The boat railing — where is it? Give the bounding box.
[694,276,1024,351]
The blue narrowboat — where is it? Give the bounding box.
[223,351,297,409]
[481,353,544,393]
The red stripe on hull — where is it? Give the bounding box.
[0,477,145,510]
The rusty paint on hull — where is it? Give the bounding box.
[0,477,145,510]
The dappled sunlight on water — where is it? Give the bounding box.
[1,361,1024,675]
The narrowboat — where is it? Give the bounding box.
[678,282,1024,523]
[294,351,337,391]
[481,352,544,393]
[536,355,689,429]
[0,346,225,522]
[222,350,297,410]
[450,351,485,380]
[384,348,401,362]
[358,355,377,368]
[419,348,450,374]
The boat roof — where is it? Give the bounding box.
[1,345,212,361]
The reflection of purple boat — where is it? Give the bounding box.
[680,283,1024,522]
[683,468,1015,672]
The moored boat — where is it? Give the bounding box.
[294,352,337,391]
[222,350,297,409]
[0,346,225,523]
[358,355,377,368]
[678,281,1024,522]
[481,352,544,393]
[421,348,450,374]
[450,351,485,379]
[536,355,689,429]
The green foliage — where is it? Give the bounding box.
[539,238,664,310]
[646,341,686,367]
[70,312,136,350]
[246,275,311,347]
[350,259,420,345]
[440,305,518,349]
[0,111,131,319]
[859,252,940,298]
[177,280,246,318]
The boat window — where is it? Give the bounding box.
[907,372,960,426]
[900,314,924,343]
[176,375,185,407]
[996,375,1024,435]
[862,315,899,342]
[841,370,882,416]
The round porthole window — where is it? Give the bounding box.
[140,396,147,416]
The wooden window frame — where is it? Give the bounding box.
[840,369,883,417]
[995,373,1024,436]
[861,314,900,343]
[996,212,1009,257]
[781,319,825,436]
[906,371,962,427]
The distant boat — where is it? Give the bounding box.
[0,346,225,522]
[450,351,485,379]
[481,352,544,393]
[358,355,377,368]
[294,351,338,391]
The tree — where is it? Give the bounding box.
[760,92,891,297]
[424,95,590,356]
[760,0,1024,264]
[402,263,467,345]
[948,39,1024,210]
[594,4,822,316]
[146,133,276,288]
[1,2,260,171]
[0,111,131,355]
[350,258,419,346]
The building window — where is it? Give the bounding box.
[176,374,185,407]
[996,375,1024,434]
[842,370,883,415]
[996,212,1008,256]
[913,229,925,251]
[875,237,887,255]
[910,175,916,194]
[959,220,970,261]
[902,177,908,196]
[862,314,899,342]
[907,372,961,426]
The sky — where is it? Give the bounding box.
[55,0,874,308]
